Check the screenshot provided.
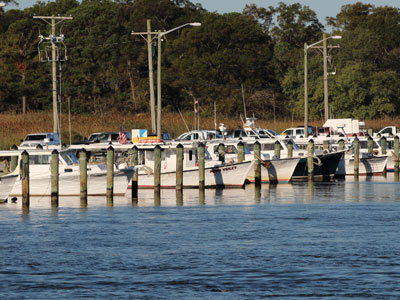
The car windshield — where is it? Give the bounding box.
[88,134,100,141]
[25,135,46,141]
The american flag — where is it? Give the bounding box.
[194,99,199,113]
[118,127,128,144]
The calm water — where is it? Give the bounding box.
[1,175,400,299]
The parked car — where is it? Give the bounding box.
[280,126,315,138]
[72,131,132,145]
[19,133,60,148]
[175,130,222,141]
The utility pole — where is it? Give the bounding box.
[147,20,156,133]
[33,15,72,134]
[323,33,328,122]
[304,42,308,138]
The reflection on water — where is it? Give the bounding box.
[1,173,400,211]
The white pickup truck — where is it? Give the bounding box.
[374,126,399,137]
[19,133,61,149]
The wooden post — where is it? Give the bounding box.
[307,139,314,181]
[274,141,281,159]
[354,136,359,179]
[10,144,18,172]
[21,150,29,208]
[237,141,245,163]
[79,149,87,202]
[287,140,293,158]
[198,142,205,190]
[51,149,59,206]
[176,190,183,206]
[129,146,139,200]
[106,146,114,200]
[254,141,261,187]
[323,140,329,151]
[395,136,399,176]
[338,139,345,151]
[218,143,225,163]
[176,144,183,190]
[154,145,161,190]
[368,136,373,155]
[380,136,387,155]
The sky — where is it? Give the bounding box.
[7,0,400,24]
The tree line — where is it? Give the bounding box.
[0,0,399,122]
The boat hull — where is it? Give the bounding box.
[136,161,254,188]
[0,174,18,200]
[10,168,134,196]
[292,151,343,181]
[246,157,300,183]
[335,156,388,176]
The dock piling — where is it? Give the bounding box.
[307,139,314,181]
[106,146,114,201]
[323,140,329,151]
[218,143,225,163]
[254,141,261,187]
[21,150,29,208]
[237,141,245,163]
[51,150,59,206]
[274,141,281,159]
[176,144,183,190]
[395,136,399,177]
[287,140,293,158]
[154,145,161,190]
[354,136,360,179]
[368,136,373,155]
[198,142,205,190]
[380,136,387,155]
[131,146,139,200]
[79,149,88,203]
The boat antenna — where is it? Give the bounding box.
[214,101,217,136]
[241,83,247,119]
[177,107,190,132]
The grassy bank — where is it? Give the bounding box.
[1,112,399,150]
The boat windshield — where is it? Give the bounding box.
[61,152,79,165]
[29,154,50,165]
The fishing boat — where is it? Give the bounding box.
[205,140,300,183]
[335,153,388,176]
[133,144,253,188]
[0,149,134,198]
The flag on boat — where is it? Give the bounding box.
[118,127,128,144]
[194,99,199,113]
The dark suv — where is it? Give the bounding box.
[72,131,131,145]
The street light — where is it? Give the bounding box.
[156,22,201,138]
[304,34,341,137]
[131,22,201,138]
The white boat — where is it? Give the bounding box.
[137,160,253,188]
[336,153,388,176]
[245,157,300,183]
[131,143,254,188]
[0,149,134,198]
[205,140,300,183]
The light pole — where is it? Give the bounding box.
[304,35,341,137]
[132,22,200,137]
[156,22,201,138]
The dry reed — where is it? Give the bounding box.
[1,112,399,150]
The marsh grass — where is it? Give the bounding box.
[1,112,399,149]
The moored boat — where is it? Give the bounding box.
[0,149,134,198]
